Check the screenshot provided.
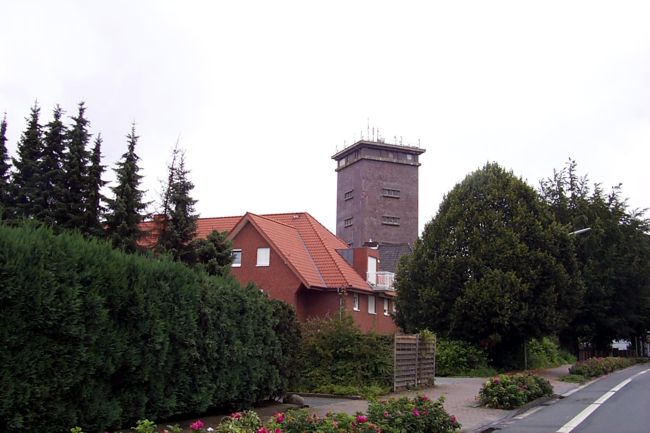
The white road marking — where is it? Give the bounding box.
[556,368,650,433]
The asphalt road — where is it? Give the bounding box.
[491,363,650,433]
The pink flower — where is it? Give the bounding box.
[383,410,390,418]
[493,377,500,385]
[275,412,285,423]
[275,429,281,433]
[231,412,242,420]
[190,420,204,430]
[420,395,430,401]
[450,415,458,425]
[412,408,420,417]
[256,428,269,433]
[356,415,368,423]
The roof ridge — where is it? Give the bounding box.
[252,213,298,230]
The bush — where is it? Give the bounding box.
[568,357,643,378]
[527,337,576,369]
[436,339,495,377]
[367,395,461,433]
[0,222,300,433]
[192,395,460,433]
[477,374,553,409]
[298,315,393,393]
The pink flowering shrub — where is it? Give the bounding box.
[477,374,553,409]
[367,395,461,433]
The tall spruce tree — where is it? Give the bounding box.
[0,114,10,214]
[38,105,67,226]
[11,103,43,219]
[60,102,91,231]
[156,145,198,260]
[84,134,107,237]
[105,124,148,253]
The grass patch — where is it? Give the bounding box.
[310,384,390,399]
[560,374,587,384]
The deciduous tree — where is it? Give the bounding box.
[540,160,650,352]
[395,163,584,366]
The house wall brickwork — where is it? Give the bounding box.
[230,222,302,306]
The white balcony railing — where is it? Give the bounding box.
[367,271,395,291]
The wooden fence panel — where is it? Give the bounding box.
[393,334,436,391]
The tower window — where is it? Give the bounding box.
[344,190,354,200]
[382,216,400,226]
[382,188,400,198]
[344,217,353,227]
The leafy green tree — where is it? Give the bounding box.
[59,102,91,231]
[84,134,107,237]
[38,105,67,226]
[105,124,148,253]
[540,160,650,352]
[11,103,43,219]
[395,163,584,366]
[155,145,197,260]
[0,114,11,214]
[185,229,233,276]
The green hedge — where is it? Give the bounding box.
[436,339,495,377]
[0,222,298,433]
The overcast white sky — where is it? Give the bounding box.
[2,1,649,234]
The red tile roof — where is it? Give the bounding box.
[140,212,376,293]
[228,212,374,292]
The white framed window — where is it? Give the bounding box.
[353,293,360,311]
[232,249,242,267]
[383,298,389,316]
[256,247,270,267]
[368,295,376,315]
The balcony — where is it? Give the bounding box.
[367,271,395,291]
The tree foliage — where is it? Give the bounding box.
[156,145,197,260]
[59,102,92,231]
[11,103,43,219]
[0,114,10,213]
[540,160,650,351]
[39,105,67,226]
[185,229,234,276]
[105,124,148,252]
[395,163,584,364]
[84,134,107,237]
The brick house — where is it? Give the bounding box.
[142,211,398,334]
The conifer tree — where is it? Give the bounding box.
[0,114,11,214]
[105,124,148,253]
[11,103,43,219]
[84,134,107,237]
[38,105,67,226]
[60,102,91,230]
[156,145,198,260]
